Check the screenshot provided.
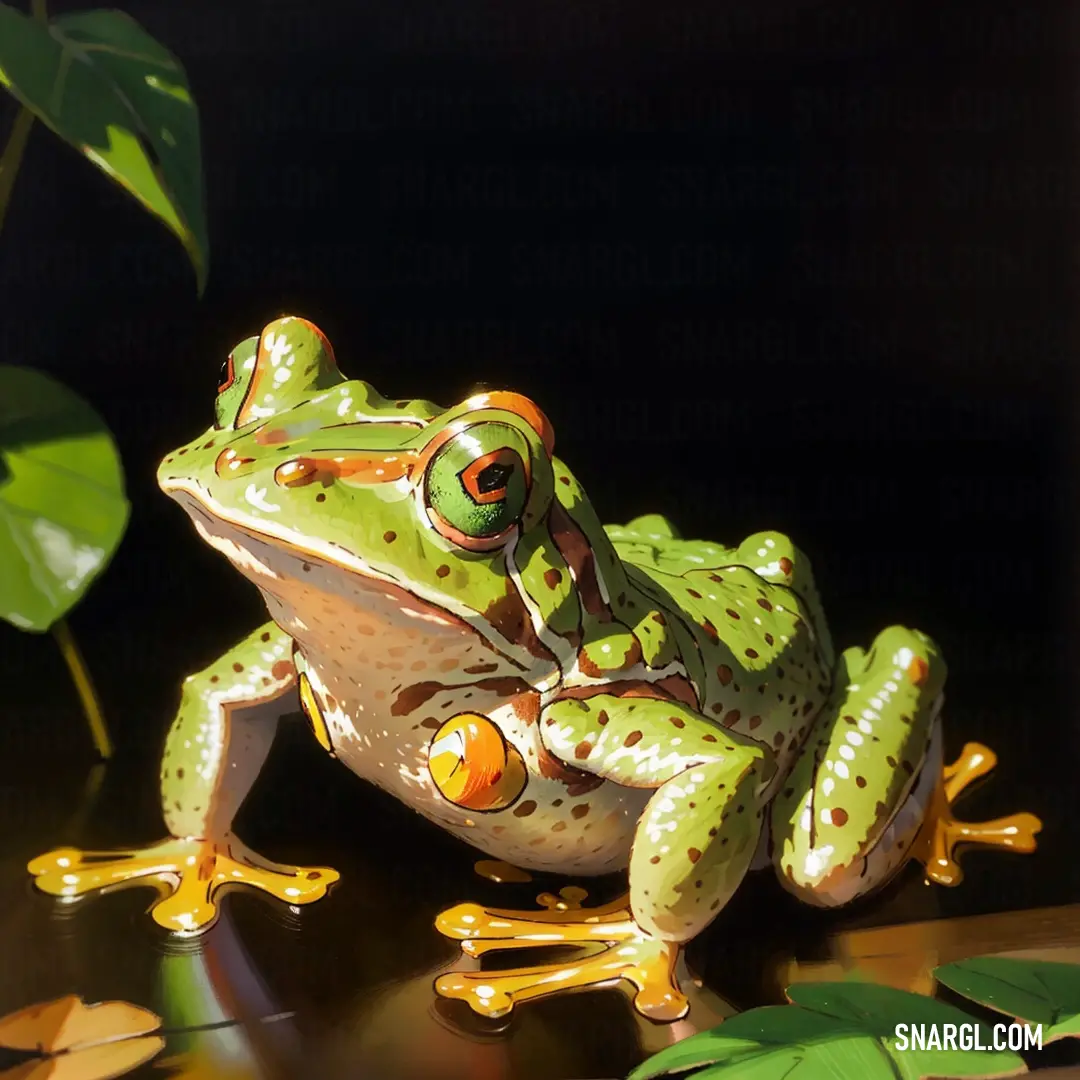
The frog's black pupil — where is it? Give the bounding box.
[476,462,512,494]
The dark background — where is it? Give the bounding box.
[0,1,1077,1069]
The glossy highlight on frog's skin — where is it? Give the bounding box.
[27,315,1043,1022]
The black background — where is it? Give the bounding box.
[0,0,1077,1041]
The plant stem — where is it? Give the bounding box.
[0,0,46,230]
[52,619,113,760]
[0,106,34,235]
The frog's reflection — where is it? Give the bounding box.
[154,905,303,1079]
[149,891,735,1080]
[302,946,735,1080]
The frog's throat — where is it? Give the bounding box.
[162,479,553,682]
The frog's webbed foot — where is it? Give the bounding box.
[433,887,688,1022]
[28,835,339,934]
[911,742,1042,887]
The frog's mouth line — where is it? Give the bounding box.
[162,478,544,678]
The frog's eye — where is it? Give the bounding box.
[214,336,258,430]
[424,424,531,550]
[218,356,235,394]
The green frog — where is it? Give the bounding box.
[29,317,1041,1022]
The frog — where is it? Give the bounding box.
[28,316,1042,1022]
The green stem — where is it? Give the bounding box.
[52,619,113,760]
[0,0,48,230]
[0,106,34,235]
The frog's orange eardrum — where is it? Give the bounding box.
[428,714,527,812]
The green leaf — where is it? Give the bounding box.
[789,983,1028,1077]
[0,3,208,292]
[935,957,1080,1043]
[0,366,129,632]
[628,983,1028,1080]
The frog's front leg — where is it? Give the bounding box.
[770,626,1041,906]
[28,624,339,934]
[434,694,773,1022]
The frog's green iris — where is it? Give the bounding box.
[426,423,531,541]
[214,336,258,429]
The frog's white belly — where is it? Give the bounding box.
[214,523,649,875]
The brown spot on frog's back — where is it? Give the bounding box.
[543,568,562,589]
[271,661,292,680]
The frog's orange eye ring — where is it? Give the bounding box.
[218,354,236,394]
[463,392,555,457]
[459,449,520,505]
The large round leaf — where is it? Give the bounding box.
[0,365,129,632]
[0,2,208,292]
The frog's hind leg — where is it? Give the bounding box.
[769,626,1041,907]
